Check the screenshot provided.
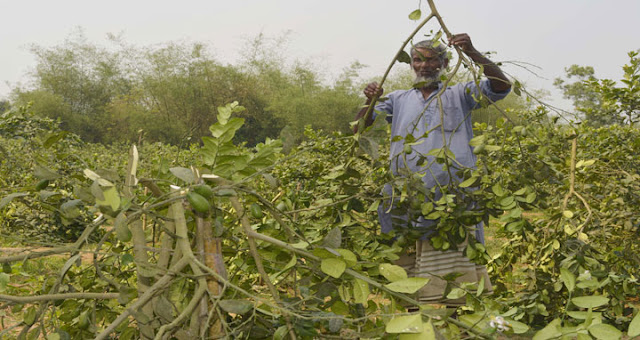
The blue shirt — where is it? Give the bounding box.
[375,79,510,235]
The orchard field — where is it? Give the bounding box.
[1,2,640,340]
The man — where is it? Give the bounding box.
[355,34,511,304]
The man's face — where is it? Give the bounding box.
[411,48,447,85]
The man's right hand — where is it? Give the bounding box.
[364,82,384,100]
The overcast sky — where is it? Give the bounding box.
[1,0,639,110]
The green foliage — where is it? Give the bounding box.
[10,31,367,146]
[2,94,640,338]
[555,50,640,126]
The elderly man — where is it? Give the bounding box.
[355,34,511,305]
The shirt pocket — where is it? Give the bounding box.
[431,104,463,132]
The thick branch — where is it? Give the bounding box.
[0,292,119,303]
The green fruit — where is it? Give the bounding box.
[404,145,413,154]
[276,202,287,212]
[35,179,49,191]
[473,143,486,155]
[250,203,263,219]
[193,184,214,199]
[187,192,211,214]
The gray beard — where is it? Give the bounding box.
[413,70,443,88]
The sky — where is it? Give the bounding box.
[1,0,639,110]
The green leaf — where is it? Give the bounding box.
[447,288,466,299]
[23,306,37,325]
[432,31,443,45]
[484,145,502,151]
[210,117,245,142]
[397,51,412,64]
[121,253,134,266]
[386,314,423,333]
[0,273,9,292]
[492,184,505,197]
[261,173,278,188]
[379,263,408,282]
[34,165,61,180]
[572,296,609,309]
[42,131,68,149]
[323,227,342,248]
[114,212,132,242]
[384,277,430,294]
[560,267,576,292]
[628,311,640,337]
[331,300,349,316]
[359,136,379,159]
[408,9,421,20]
[533,318,562,340]
[399,321,437,340]
[46,333,62,340]
[510,320,530,334]
[576,159,596,168]
[567,311,602,320]
[513,80,522,96]
[270,255,298,282]
[525,192,536,203]
[169,167,196,184]
[576,333,592,340]
[218,300,253,315]
[273,326,288,340]
[459,176,478,188]
[83,169,101,181]
[353,279,370,304]
[60,199,82,219]
[0,192,29,209]
[321,258,346,278]
[216,101,244,125]
[336,249,357,267]
[588,323,622,339]
[469,135,486,147]
[154,295,174,322]
[476,277,485,297]
[118,286,138,304]
[96,186,120,211]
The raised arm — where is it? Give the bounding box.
[449,33,511,93]
[353,82,384,133]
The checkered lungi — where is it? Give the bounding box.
[394,238,493,305]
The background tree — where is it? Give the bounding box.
[12,30,132,142]
[554,51,640,126]
[0,100,10,113]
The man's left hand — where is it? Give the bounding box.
[448,33,478,55]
